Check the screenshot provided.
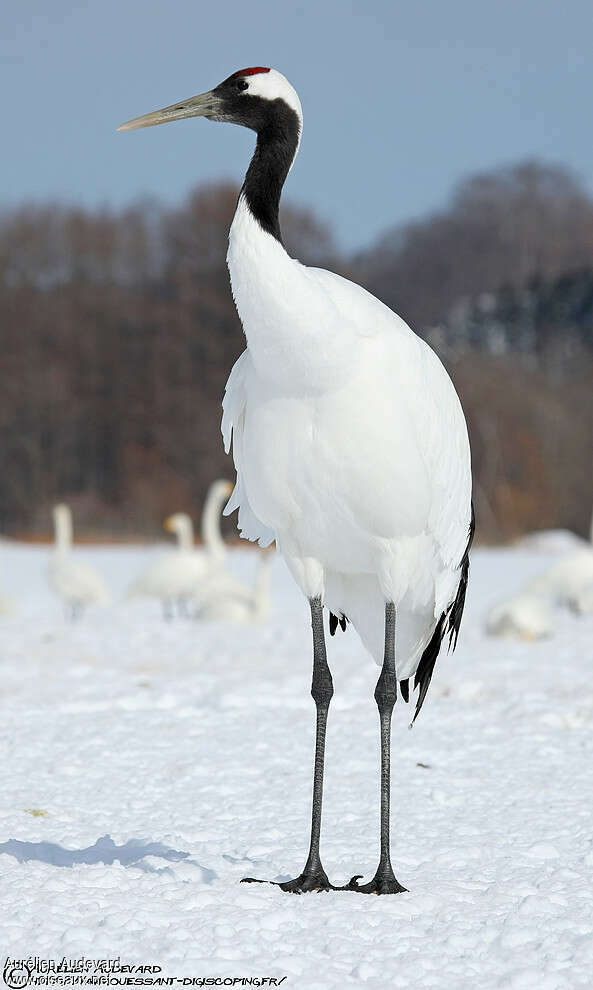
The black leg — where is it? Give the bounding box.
[242,596,335,892]
[347,602,407,894]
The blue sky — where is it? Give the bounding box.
[4,0,592,250]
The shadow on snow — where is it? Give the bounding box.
[0,834,217,880]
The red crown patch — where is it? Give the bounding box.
[232,67,271,78]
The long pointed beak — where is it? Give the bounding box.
[117,90,221,131]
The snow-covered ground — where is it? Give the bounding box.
[1,541,593,989]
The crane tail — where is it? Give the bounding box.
[328,610,349,636]
[411,501,475,722]
[411,613,447,722]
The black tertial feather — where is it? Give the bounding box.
[411,501,475,722]
[329,611,349,636]
[447,502,475,652]
[411,614,447,722]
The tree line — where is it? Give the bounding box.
[0,161,591,541]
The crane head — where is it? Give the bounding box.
[117,67,302,136]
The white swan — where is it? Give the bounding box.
[127,479,233,617]
[48,504,110,618]
[487,510,593,633]
[520,508,593,602]
[486,592,553,640]
[525,529,593,608]
[194,547,273,623]
[524,547,593,605]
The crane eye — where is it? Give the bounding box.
[237,80,249,91]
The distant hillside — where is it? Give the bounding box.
[0,161,591,541]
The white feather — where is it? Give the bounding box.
[223,149,472,675]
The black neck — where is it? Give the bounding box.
[241,103,300,243]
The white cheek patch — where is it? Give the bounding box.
[245,68,303,124]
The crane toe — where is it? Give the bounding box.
[344,872,408,895]
[241,868,335,893]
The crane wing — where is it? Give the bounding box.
[221,350,275,547]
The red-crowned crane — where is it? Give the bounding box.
[119,67,474,894]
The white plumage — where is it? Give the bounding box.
[518,529,590,553]
[222,77,472,684]
[194,547,273,624]
[486,592,553,640]
[487,510,593,633]
[118,68,473,686]
[48,504,110,616]
[523,510,593,611]
[126,479,233,613]
[525,547,593,609]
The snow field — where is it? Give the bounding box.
[1,543,592,988]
